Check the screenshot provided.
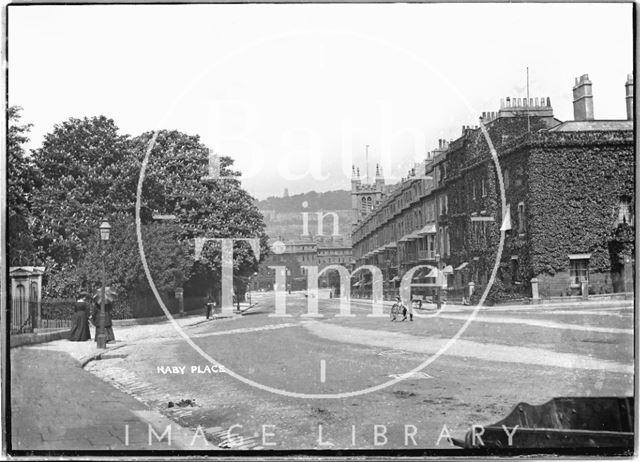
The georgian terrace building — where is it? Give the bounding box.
[350,141,450,297]
[351,74,634,302]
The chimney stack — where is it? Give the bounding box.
[626,74,634,121]
[573,74,594,121]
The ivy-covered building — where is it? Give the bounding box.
[352,73,634,302]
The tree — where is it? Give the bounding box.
[28,118,269,302]
[30,116,136,268]
[7,106,39,266]
[76,213,192,296]
[133,130,269,297]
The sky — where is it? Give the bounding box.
[8,3,633,199]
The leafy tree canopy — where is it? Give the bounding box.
[134,130,269,285]
[31,116,135,266]
[25,120,268,299]
[7,106,39,266]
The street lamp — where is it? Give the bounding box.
[434,253,442,310]
[97,221,111,349]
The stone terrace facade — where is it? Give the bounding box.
[351,74,634,302]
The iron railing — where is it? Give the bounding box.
[10,300,36,335]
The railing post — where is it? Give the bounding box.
[531,277,539,302]
[623,256,634,294]
[581,280,589,300]
[175,287,184,314]
[31,301,38,331]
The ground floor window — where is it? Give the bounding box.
[569,257,590,287]
[510,257,520,283]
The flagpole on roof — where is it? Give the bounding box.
[526,67,531,132]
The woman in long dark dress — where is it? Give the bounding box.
[68,293,92,342]
[91,301,116,343]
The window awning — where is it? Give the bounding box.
[418,223,437,235]
[455,262,469,270]
[407,232,422,241]
[442,265,454,275]
[412,268,428,279]
[390,276,400,282]
[399,234,412,242]
[424,268,438,278]
[569,253,592,260]
[385,242,398,249]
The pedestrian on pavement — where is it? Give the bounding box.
[406,299,415,322]
[68,291,92,342]
[204,293,215,319]
[391,296,404,322]
[91,300,115,343]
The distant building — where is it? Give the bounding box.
[352,73,634,302]
[316,236,353,269]
[255,236,353,291]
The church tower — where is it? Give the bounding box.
[351,163,386,226]
[375,163,385,191]
[351,165,362,222]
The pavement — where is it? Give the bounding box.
[348,296,633,312]
[9,303,257,452]
[9,347,213,451]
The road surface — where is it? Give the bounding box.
[85,293,634,449]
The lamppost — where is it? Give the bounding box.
[97,221,111,349]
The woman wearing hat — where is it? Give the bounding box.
[68,291,92,342]
[91,299,116,344]
[90,287,117,344]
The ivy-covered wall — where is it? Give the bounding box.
[446,118,634,300]
[526,131,634,289]
[447,115,556,297]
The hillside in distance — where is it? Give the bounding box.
[257,190,352,242]
[257,189,351,213]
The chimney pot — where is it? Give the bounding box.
[573,74,594,120]
[626,73,634,121]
